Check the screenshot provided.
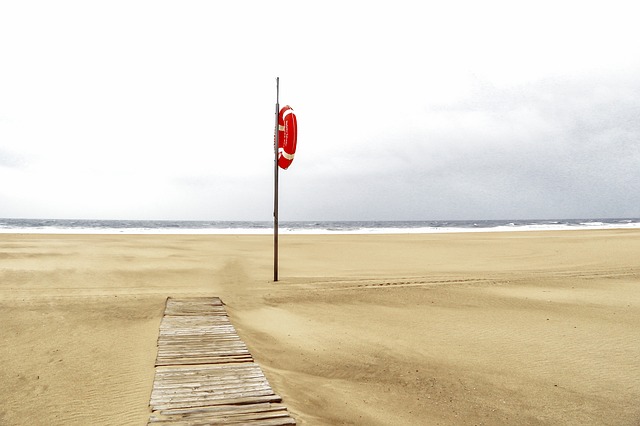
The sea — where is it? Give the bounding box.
[1,218,639,235]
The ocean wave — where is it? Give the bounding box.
[0,218,639,235]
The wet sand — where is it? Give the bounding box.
[1,230,639,425]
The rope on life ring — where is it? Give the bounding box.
[277,105,297,169]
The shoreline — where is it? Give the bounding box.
[2,225,640,236]
[2,218,639,236]
[1,230,640,424]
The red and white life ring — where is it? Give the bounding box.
[277,105,297,169]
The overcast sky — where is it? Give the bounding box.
[1,1,639,221]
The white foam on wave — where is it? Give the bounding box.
[1,221,639,235]
[0,226,272,235]
[294,221,640,235]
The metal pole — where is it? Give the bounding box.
[274,77,280,282]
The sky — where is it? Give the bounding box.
[1,1,639,221]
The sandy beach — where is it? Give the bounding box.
[1,230,639,425]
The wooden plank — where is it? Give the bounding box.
[153,377,268,389]
[155,364,264,375]
[156,355,252,362]
[151,394,283,411]
[153,375,267,384]
[157,352,251,357]
[150,381,272,395]
[152,382,271,394]
[154,402,288,416]
[151,381,271,399]
[154,368,264,377]
[152,409,292,423]
[150,380,272,394]
[150,388,276,405]
[152,376,267,386]
[157,345,248,351]
[148,297,295,425]
[155,358,254,366]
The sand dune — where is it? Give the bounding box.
[1,230,639,425]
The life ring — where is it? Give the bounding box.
[277,105,297,169]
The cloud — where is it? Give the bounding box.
[279,71,640,220]
[1,1,640,220]
[0,148,24,168]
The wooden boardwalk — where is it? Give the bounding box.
[149,297,296,425]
